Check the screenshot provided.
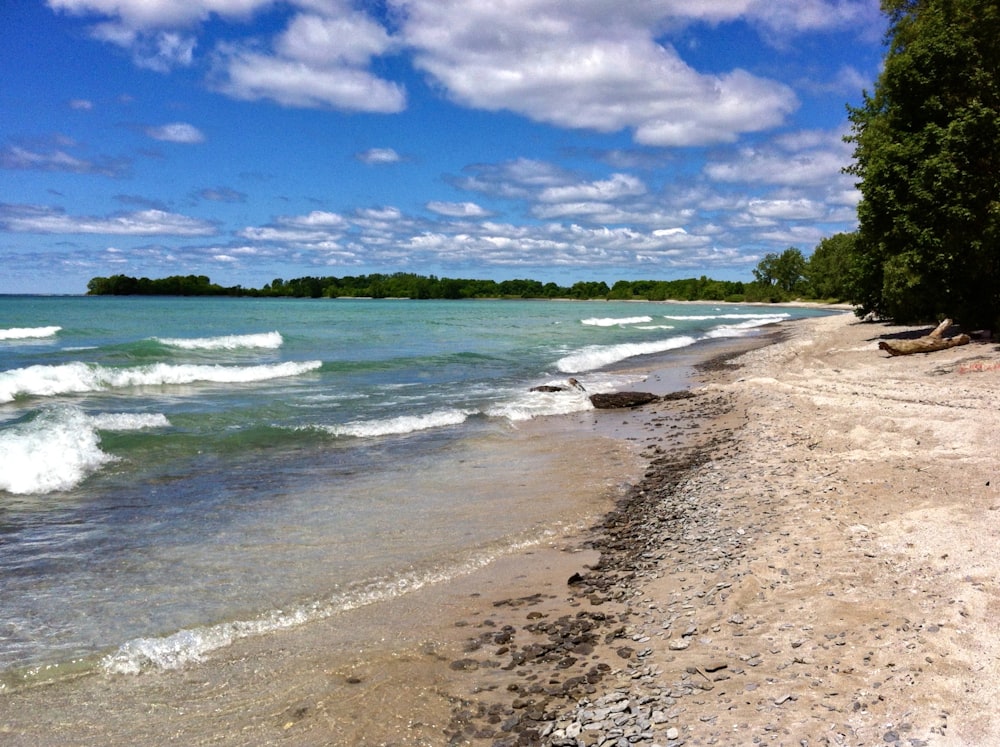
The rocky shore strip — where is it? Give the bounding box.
[441,313,1000,747]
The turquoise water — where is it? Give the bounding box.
[0,296,831,686]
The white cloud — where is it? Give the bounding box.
[47,0,275,29]
[276,12,396,67]
[704,128,856,188]
[426,201,491,218]
[538,173,647,203]
[69,99,94,110]
[90,24,196,71]
[145,122,206,143]
[212,45,405,112]
[398,0,798,146]
[746,197,825,220]
[357,147,402,165]
[0,205,218,236]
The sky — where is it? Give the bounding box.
[0,0,887,294]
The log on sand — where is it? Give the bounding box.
[878,318,971,356]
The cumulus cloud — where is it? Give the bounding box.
[426,201,492,218]
[212,43,405,112]
[46,0,275,29]
[398,0,798,146]
[538,174,647,203]
[145,122,206,143]
[0,204,218,236]
[704,128,856,188]
[357,147,402,165]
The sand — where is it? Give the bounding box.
[3,310,999,746]
[434,311,1000,746]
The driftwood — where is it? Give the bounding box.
[878,318,971,356]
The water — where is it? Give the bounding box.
[0,295,831,689]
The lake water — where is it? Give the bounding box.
[0,296,831,690]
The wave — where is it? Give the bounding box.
[703,317,788,337]
[154,331,283,351]
[0,406,169,495]
[487,386,592,421]
[556,314,792,373]
[102,532,553,675]
[556,336,697,373]
[316,408,471,438]
[0,360,323,403]
[661,313,791,322]
[0,326,61,341]
[581,316,653,327]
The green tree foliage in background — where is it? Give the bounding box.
[751,248,808,297]
[806,233,856,300]
[846,0,1000,327]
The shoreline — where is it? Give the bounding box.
[6,311,999,746]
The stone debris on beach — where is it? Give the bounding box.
[441,314,999,747]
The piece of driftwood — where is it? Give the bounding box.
[878,318,971,356]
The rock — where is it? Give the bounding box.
[590,391,660,409]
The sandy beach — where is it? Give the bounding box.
[433,310,1000,746]
[3,310,999,746]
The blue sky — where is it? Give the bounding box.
[0,0,885,294]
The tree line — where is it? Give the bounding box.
[85,236,855,303]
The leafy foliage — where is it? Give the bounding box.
[846,0,1000,326]
[751,248,808,295]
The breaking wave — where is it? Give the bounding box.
[0,326,61,341]
[0,360,322,403]
[154,331,283,350]
[0,406,170,495]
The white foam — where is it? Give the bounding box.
[0,326,61,340]
[89,412,172,430]
[703,317,789,338]
[0,360,322,402]
[102,534,551,675]
[487,387,593,421]
[155,331,283,350]
[321,408,470,438]
[556,336,697,373]
[581,316,653,327]
[662,313,791,322]
[0,407,168,495]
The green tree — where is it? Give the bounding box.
[807,232,857,300]
[752,248,808,296]
[846,0,1000,326]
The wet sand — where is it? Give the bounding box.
[5,311,999,746]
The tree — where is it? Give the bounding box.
[752,248,808,296]
[807,232,856,300]
[846,0,1000,327]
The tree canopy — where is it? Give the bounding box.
[846,0,1000,327]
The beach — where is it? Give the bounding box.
[3,310,999,745]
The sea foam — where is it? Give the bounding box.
[0,326,61,341]
[0,406,169,495]
[154,331,283,350]
[320,408,471,438]
[0,360,322,402]
[581,316,653,327]
[102,533,551,675]
[556,336,697,373]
